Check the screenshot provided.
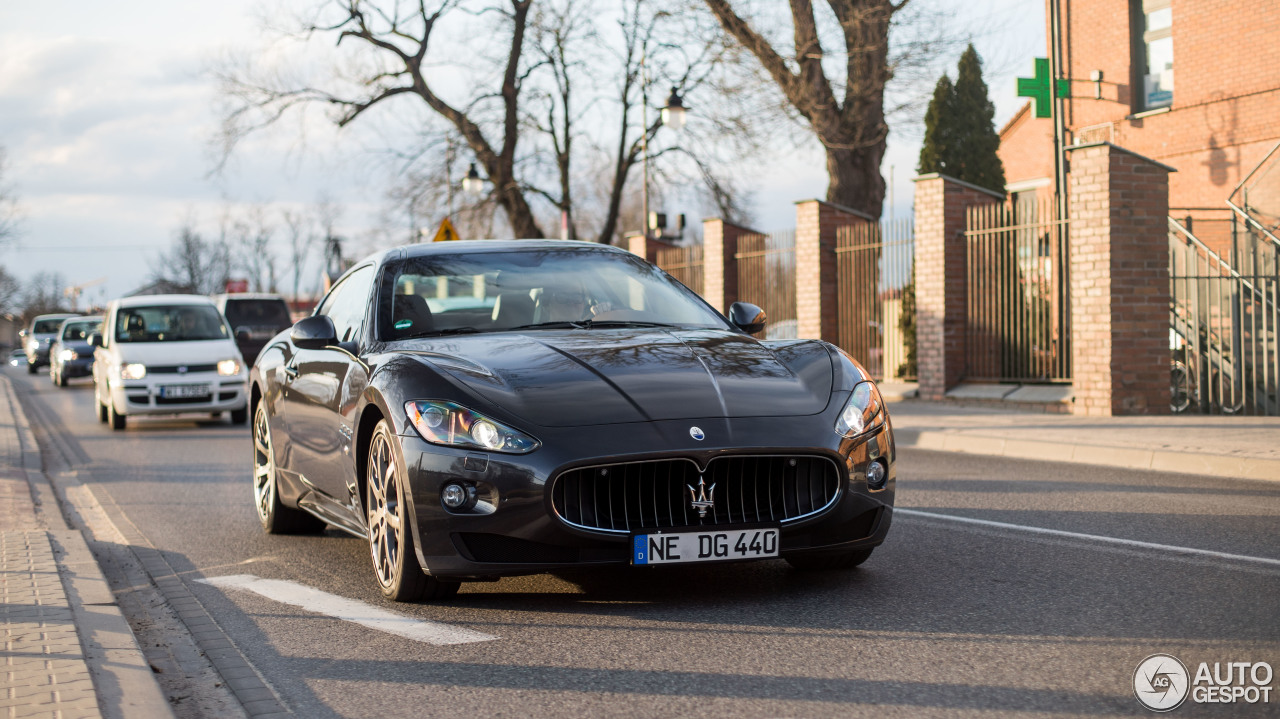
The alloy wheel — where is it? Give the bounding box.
[252,404,275,524]
[367,432,403,589]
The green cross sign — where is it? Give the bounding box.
[1016,58,1069,119]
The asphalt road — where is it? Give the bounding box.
[10,366,1280,718]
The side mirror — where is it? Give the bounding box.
[290,315,337,350]
[728,302,767,335]
[88,333,102,348]
[235,327,251,344]
[17,329,27,338]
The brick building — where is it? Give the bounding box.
[999,0,1280,247]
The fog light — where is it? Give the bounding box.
[441,483,469,509]
[866,461,887,490]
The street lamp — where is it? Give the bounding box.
[462,162,484,196]
[641,77,688,240]
[660,87,686,132]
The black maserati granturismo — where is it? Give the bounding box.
[249,240,895,601]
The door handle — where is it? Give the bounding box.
[282,365,299,381]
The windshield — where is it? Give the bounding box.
[114,305,230,343]
[223,299,292,329]
[379,248,729,340]
[60,320,101,341]
[33,318,70,334]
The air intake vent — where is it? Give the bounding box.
[552,455,840,534]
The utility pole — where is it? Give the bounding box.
[1048,0,1069,222]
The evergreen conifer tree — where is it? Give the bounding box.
[916,45,1006,195]
[917,75,955,177]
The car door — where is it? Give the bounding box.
[282,265,376,512]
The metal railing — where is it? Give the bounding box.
[1169,217,1279,415]
[655,244,705,298]
[963,196,1071,382]
[736,230,797,338]
[835,219,914,380]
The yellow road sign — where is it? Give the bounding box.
[432,218,461,243]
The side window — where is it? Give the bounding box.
[319,266,376,343]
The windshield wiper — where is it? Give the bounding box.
[505,321,586,331]
[400,326,482,339]
[577,320,683,329]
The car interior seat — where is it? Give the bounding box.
[491,292,535,328]
[392,294,434,338]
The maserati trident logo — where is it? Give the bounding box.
[687,476,716,517]
[689,426,705,441]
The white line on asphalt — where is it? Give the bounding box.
[896,508,1280,568]
[197,574,497,645]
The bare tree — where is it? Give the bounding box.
[0,266,20,316]
[228,205,280,293]
[216,0,762,244]
[150,223,232,295]
[0,147,22,245]
[704,0,910,218]
[20,272,68,318]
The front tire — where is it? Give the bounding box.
[55,368,67,387]
[366,420,459,602]
[253,402,324,534]
[786,547,874,571]
[107,397,125,430]
[230,406,248,425]
[27,362,36,375]
[96,387,108,423]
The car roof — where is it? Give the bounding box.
[214,293,287,302]
[113,294,218,308]
[32,313,80,321]
[353,239,624,267]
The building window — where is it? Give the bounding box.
[1140,0,1173,110]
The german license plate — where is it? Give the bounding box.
[160,384,210,399]
[632,528,779,565]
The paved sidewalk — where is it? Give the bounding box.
[0,377,172,719]
[888,398,1280,481]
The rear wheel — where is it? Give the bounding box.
[253,403,324,534]
[107,397,125,431]
[366,420,459,602]
[786,547,874,571]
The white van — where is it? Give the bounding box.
[91,295,249,430]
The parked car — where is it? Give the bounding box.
[50,316,103,387]
[8,349,26,367]
[249,240,896,602]
[213,293,294,366]
[23,313,81,374]
[91,295,249,430]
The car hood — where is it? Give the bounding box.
[397,328,834,427]
[61,340,94,354]
[109,340,241,365]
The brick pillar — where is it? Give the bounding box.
[702,218,752,313]
[795,200,869,342]
[913,174,1002,400]
[1067,143,1173,416]
[625,232,660,264]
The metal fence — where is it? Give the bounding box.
[736,230,797,338]
[655,244,704,298]
[835,219,914,380]
[963,196,1071,382]
[1169,216,1280,415]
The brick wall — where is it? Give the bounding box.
[1002,0,1280,211]
[702,219,755,314]
[913,175,1002,400]
[1067,143,1172,416]
[795,201,869,342]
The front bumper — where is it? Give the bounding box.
[110,373,248,416]
[58,358,94,379]
[398,414,896,580]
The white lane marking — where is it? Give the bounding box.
[896,508,1280,568]
[198,574,496,645]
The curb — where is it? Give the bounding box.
[894,428,1280,481]
[5,375,176,719]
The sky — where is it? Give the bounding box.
[0,0,1045,306]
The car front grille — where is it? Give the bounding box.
[148,364,218,374]
[551,455,841,534]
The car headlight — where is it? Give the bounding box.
[834,381,884,438]
[59,349,78,362]
[120,363,147,380]
[217,359,242,376]
[405,400,539,454]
